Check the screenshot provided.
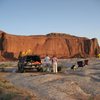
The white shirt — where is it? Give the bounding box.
[44,56,50,63]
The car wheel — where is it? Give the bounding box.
[37,67,43,72]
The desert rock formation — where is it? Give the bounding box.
[0,31,100,59]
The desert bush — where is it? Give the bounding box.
[0,91,32,100]
[0,79,14,89]
[0,63,12,68]
[0,63,13,72]
[0,78,33,100]
[0,92,16,100]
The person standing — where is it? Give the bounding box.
[44,55,51,72]
[52,55,58,73]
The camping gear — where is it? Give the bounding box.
[77,61,84,67]
[84,60,88,65]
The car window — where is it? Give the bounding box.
[26,55,41,62]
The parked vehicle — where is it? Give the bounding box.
[18,55,42,73]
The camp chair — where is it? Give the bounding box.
[77,61,84,67]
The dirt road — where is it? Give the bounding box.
[0,58,100,100]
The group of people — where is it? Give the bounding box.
[44,55,58,73]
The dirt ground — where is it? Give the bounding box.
[0,58,100,100]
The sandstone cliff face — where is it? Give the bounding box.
[0,31,99,59]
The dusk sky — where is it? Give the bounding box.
[0,0,100,44]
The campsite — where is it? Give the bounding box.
[0,58,100,100]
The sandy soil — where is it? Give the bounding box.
[0,58,100,100]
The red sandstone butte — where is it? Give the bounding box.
[0,31,100,59]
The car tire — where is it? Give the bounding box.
[37,67,43,72]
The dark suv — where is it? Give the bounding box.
[18,55,42,73]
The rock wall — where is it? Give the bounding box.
[0,31,100,59]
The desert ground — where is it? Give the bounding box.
[0,58,100,100]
